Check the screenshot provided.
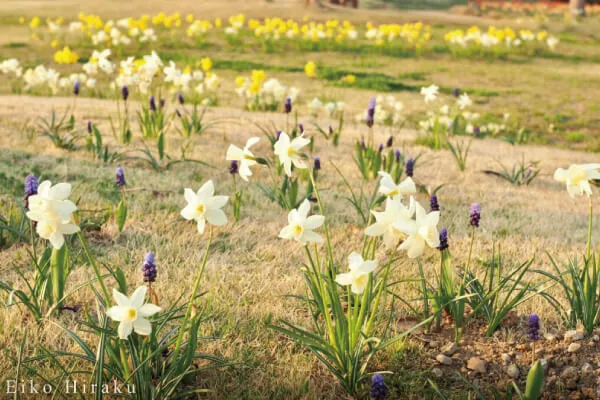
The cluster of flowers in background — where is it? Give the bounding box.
[444,25,559,53]
[236,70,298,111]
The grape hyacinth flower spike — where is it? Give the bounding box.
[142,252,159,304]
[438,228,448,251]
[405,157,414,178]
[470,203,481,228]
[430,195,440,212]
[116,167,126,188]
[284,97,292,114]
[370,374,388,400]
[24,174,39,210]
[229,160,239,175]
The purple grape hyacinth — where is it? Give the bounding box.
[366,97,376,128]
[229,160,239,175]
[73,81,80,96]
[386,136,393,148]
[405,157,414,177]
[121,85,129,101]
[116,167,126,188]
[469,203,481,228]
[142,252,157,283]
[528,313,540,341]
[177,93,184,105]
[24,174,39,210]
[149,96,157,111]
[370,374,388,400]
[314,157,321,171]
[394,149,401,163]
[284,97,292,114]
[438,228,449,251]
[430,195,440,212]
[87,120,93,134]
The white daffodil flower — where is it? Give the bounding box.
[365,196,416,249]
[398,201,440,258]
[457,93,472,110]
[377,171,416,200]
[226,137,260,182]
[335,252,378,294]
[554,164,600,198]
[106,286,161,340]
[25,181,80,249]
[181,180,229,234]
[279,199,324,245]
[273,132,310,177]
[420,84,439,103]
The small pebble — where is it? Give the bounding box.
[568,343,581,353]
[507,364,520,379]
[436,354,452,365]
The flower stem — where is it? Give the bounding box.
[173,226,213,354]
[587,196,593,260]
[308,170,334,266]
[465,226,475,276]
[78,232,110,304]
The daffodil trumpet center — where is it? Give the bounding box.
[293,224,303,236]
[124,307,138,322]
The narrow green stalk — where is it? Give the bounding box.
[587,197,593,260]
[308,244,337,351]
[78,232,110,303]
[51,246,67,308]
[465,226,475,276]
[308,170,334,265]
[173,226,213,354]
[29,219,37,261]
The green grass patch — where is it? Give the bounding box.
[565,131,585,143]
[4,42,28,49]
